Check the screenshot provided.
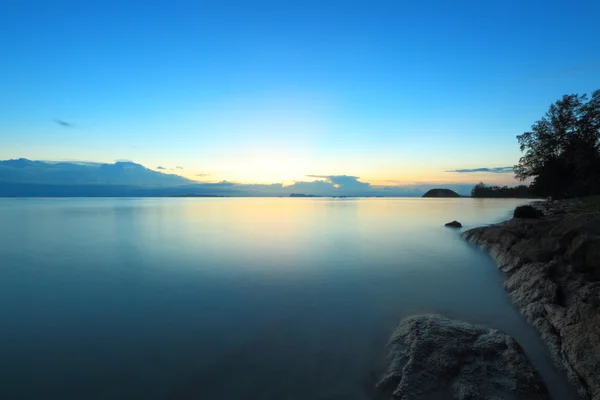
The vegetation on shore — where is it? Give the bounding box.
[471,183,533,198]
[577,195,600,213]
[515,90,600,199]
[472,90,599,200]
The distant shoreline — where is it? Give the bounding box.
[0,195,538,199]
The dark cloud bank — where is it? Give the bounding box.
[446,166,513,174]
[0,158,482,197]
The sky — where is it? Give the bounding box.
[1,0,599,188]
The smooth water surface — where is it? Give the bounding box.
[0,198,576,399]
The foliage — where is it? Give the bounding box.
[579,195,600,213]
[471,182,533,198]
[515,90,600,199]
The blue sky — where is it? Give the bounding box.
[1,0,599,187]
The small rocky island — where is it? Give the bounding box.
[422,188,460,198]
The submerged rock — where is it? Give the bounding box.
[463,212,600,400]
[445,220,462,228]
[375,315,548,400]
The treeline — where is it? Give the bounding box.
[515,90,600,199]
[471,90,599,199]
[471,183,533,198]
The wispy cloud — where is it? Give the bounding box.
[176,166,184,170]
[307,174,359,182]
[156,166,166,170]
[53,119,74,128]
[446,167,513,174]
[195,173,209,177]
[42,160,102,166]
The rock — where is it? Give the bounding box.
[445,220,463,228]
[374,315,549,400]
[422,188,461,198]
[463,211,600,400]
[514,205,543,219]
[530,199,583,217]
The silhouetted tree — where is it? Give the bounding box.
[514,90,600,198]
[471,182,533,198]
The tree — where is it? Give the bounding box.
[514,90,600,199]
[471,182,532,198]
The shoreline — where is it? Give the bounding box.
[463,200,600,400]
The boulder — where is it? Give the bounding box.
[513,205,542,219]
[374,315,549,400]
[445,220,462,228]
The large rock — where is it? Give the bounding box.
[445,220,463,228]
[374,315,548,400]
[463,212,600,400]
[513,205,542,219]
[422,188,461,198]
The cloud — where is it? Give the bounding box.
[305,174,371,190]
[446,167,513,174]
[43,160,102,167]
[53,119,74,128]
[0,158,193,187]
[306,174,357,184]
[284,179,336,193]
[176,166,184,170]
[1,158,520,197]
[213,180,236,187]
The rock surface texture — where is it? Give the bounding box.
[463,205,600,400]
[374,315,549,400]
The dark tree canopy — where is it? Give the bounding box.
[515,90,600,199]
[471,183,533,198]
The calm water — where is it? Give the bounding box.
[0,198,577,399]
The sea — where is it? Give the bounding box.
[0,198,578,399]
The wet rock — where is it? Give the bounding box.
[463,211,600,400]
[374,315,549,400]
[445,220,462,228]
[514,205,543,219]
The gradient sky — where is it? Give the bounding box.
[1,0,599,187]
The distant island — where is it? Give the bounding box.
[422,188,460,198]
[170,194,225,198]
[289,193,322,197]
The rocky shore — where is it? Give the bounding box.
[463,200,600,400]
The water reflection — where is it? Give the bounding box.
[0,198,575,399]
